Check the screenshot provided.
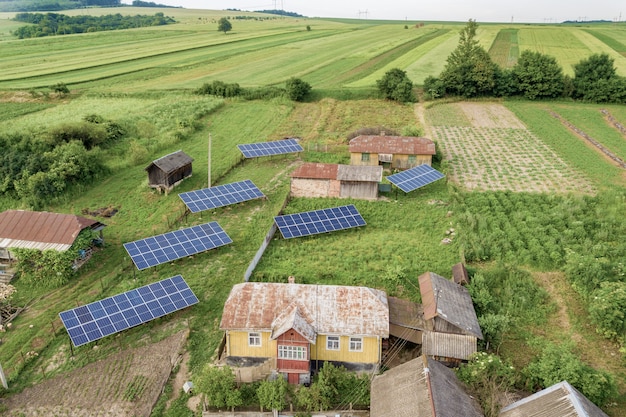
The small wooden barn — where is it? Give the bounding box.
[349,134,436,170]
[145,150,193,192]
[290,162,382,200]
[370,355,483,417]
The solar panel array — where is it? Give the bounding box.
[274,205,366,239]
[179,179,265,213]
[59,275,198,347]
[238,138,303,158]
[123,222,232,270]
[386,164,445,193]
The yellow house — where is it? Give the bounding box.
[349,135,435,169]
[219,281,389,384]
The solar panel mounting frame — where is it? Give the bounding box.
[386,164,445,193]
[178,179,265,213]
[237,138,303,158]
[274,204,366,239]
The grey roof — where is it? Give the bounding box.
[500,381,609,417]
[145,150,193,174]
[422,331,477,360]
[337,165,383,182]
[419,272,483,339]
[370,355,483,417]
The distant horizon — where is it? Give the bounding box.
[120,0,624,24]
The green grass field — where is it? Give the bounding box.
[1,8,626,417]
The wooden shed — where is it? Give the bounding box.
[145,150,193,192]
[349,135,435,170]
[290,162,382,200]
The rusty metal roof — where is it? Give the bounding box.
[452,262,470,285]
[220,282,389,338]
[371,355,483,417]
[145,150,193,174]
[422,331,477,360]
[388,296,427,330]
[270,304,317,344]
[0,210,105,252]
[349,135,435,155]
[291,163,339,179]
[418,272,483,339]
[500,381,609,417]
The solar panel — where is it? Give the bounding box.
[274,204,366,239]
[123,222,232,270]
[179,180,265,213]
[238,138,303,158]
[386,164,445,193]
[59,275,198,347]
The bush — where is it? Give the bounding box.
[285,77,312,101]
[195,80,242,98]
[376,68,415,102]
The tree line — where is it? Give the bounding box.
[378,20,626,104]
[12,11,175,38]
[0,0,121,13]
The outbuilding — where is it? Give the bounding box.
[290,162,382,200]
[145,150,193,192]
[349,134,436,170]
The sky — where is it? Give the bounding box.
[128,1,624,23]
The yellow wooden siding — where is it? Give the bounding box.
[310,335,380,364]
[351,152,431,168]
[350,153,379,166]
[227,331,276,358]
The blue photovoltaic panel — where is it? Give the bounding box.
[179,179,265,213]
[237,138,303,158]
[386,164,445,193]
[59,275,198,347]
[123,222,232,270]
[274,204,366,239]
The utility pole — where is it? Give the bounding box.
[208,133,212,188]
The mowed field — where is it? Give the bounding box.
[1,8,626,417]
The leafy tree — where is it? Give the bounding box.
[512,50,564,99]
[422,75,445,99]
[257,376,288,417]
[376,68,415,102]
[524,341,618,406]
[439,19,500,97]
[285,77,311,101]
[218,17,232,33]
[195,365,242,411]
[51,82,69,95]
[572,53,626,102]
[589,281,626,343]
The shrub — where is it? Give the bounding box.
[376,68,415,102]
[285,77,312,101]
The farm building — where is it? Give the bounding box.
[290,162,382,200]
[370,355,483,417]
[145,150,193,192]
[500,380,608,417]
[418,271,483,363]
[219,279,389,384]
[0,210,106,280]
[349,134,436,170]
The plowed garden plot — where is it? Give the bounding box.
[2,331,187,417]
[427,103,595,194]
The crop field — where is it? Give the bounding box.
[1,8,626,417]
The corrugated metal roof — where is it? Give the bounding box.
[145,150,194,174]
[349,135,435,155]
[418,272,483,339]
[370,355,483,417]
[422,331,477,360]
[500,381,609,417]
[388,296,428,330]
[337,165,383,182]
[291,163,339,180]
[0,210,104,252]
[220,282,389,338]
[270,304,317,344]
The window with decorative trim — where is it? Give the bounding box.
[349,337,363,352]
[326,335,340,350]
[248,332,261,346]
[278,345,307,360]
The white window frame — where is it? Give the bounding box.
[278,345,307,361]
[326,335,340,351]
[349,337,363,352]
[248,332,261,347]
